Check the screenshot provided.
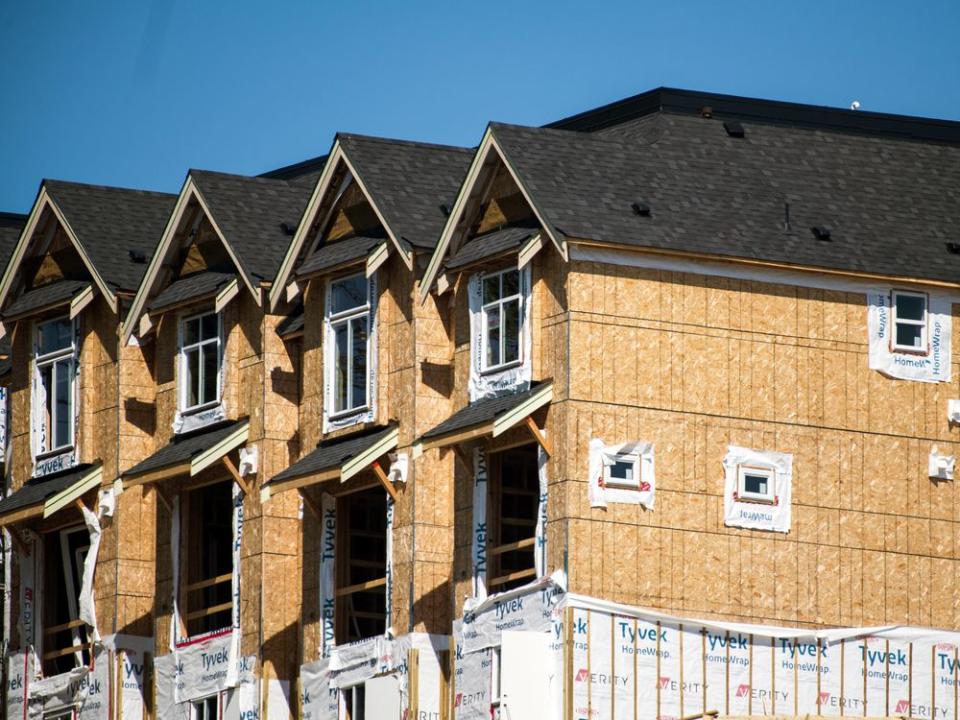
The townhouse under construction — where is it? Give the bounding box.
[1,87,960,720]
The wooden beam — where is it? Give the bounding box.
[221,456,252,497]
[418,422,494,453]
[5,525,29,553]
[334,576,387,598]
[43,642,92,661]
[152,483,173,513]
[524,416,553,457]
[0,503,45,528]
[487,536,536,557]
[451,445,473,475]
[74,499,87,515]
[371,460,399,503]
[123,461,190,490]
[184,601,233,622]
[183,572,232,593]
[487,567,536,588]
[299,491,323,520]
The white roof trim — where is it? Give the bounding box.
[43,465,104,519]
[191,420,250,476]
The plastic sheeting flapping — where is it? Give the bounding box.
[867,289,952,383]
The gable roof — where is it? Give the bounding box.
[269,134,471,310]
[0,213,26,276]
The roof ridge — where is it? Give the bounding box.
[189,168,296,186]
[43,178,176,198]
[338,132,473,154]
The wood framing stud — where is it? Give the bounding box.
[300,491,323,520]
[452,445,473,475]
[222,455,252,497]
[6,526,28,554]
[371,460,400,502]
[152,483,173,513]
[524,416,553,457]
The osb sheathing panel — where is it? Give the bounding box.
[557,260,960,630]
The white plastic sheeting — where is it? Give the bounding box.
[467,266,531,402]
[587,439,655,509]
[6,652,34,720]
[722,445,792,533]
[867,289,952,383]
[0,386,8,462]
[387,451,408,485]
[534,441,548,578]
[929,446,956,480]
[471,447,488,600]
[25,646,111,720]
[385,496,394,632]
[173,401,226,435]
[452,621,493,720]
[322,273,378,433]
[77,503,101,642]
[319,492,336,657]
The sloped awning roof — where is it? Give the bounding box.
[445,224,539,271]
[122,419,249,488]
[261,424,398,502]
[295,235,386,279]
[147,271,237,314]
[2,279,93,322]
[0,464,103,526]
[413,381,553,454]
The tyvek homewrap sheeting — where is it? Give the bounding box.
[467,266,531,402]
[587,439,655,509]
[25,646,111,720]
[460,570,566,654]
[868,289,952,383]
[557,592,960,719]
[154,649,257,718]
[300,659,338,720]
[6,652,34,720]
[385,496,394,632]
[322,273,378,433]
[723,445,792,533]
[319,492,336,657]
[452,620,494,720]
[471,447,488,600]
[118,648,147,720]
[535,441,548,578]
[18,531,39,666]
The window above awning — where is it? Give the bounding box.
[122,418,249,488]
[261,424,398,502]
[0,463,103,527]
[413,381,553,455]
[2,279,93,322]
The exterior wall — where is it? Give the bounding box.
[558,258,960,630]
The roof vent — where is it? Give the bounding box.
[699,105,713,119]
[810,226,832,242]
[631,201,651,217]
[723,121,745,138]
[128,249,146,264]
[280,222,297,236]
[440,204,450,217]
[947,242,960,255]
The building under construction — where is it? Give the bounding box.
[1,88,959,720]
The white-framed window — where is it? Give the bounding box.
[342,683,365,720]
[481,268,523,373]
[891,290,928,352]
[603,452,641,490]
[179,311,221,413]
[327,273,370,417]
[190,695,219,720]
[43,711,76,720]
[35,316,76,454]
[736,465,776,504]
[490,646,503,710]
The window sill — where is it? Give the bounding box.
[34,446,75,463]
[180,400,222,417]
[890,346,929,356]
[327,405,370,422]
[733,492,779,506]
[479,359,523,376]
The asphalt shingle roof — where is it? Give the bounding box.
[420,382,547,440]
[0,464,97,517]
[148,271,235,313]
[43,181,177,292]
[446,223,538,270]
[276,305,304,338]
[297,234,384,278]
[3,279,90,320]
[269,424,397,485]
[338,135,473,250]
[488,116,960,284]
[190,170,313,283]
[123,419,246,478]
[0,213,26,278]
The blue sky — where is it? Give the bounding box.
[1,0,958,212]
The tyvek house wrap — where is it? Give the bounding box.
[867,289,952,383]
[723,445,792,533]
[587,438,656,509]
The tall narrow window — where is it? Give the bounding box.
[328,274,370,416]
[42,525,90,676]
[190,696,219,720]
[488,445,538,592]
[180,312,221,412]
[35,317,75,454]
[182,481,233,637]
[481,268,522,372]
[335,487,386,643]
[891,290,928,352]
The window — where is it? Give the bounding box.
[42,526,90,676]
[180,311,221,412]
[490,646,503,713]
[603,453,641,490]
[182,482,233,638]
[190,695,219,720]
[487,445,538,592]
[327,274,370,416]
[43,712,75,720]
[35,317,75,454]
[891,290,928,352]
[342,683,365,720]
[335,487,387,644]
[481,268,522,372]
[736,465,776,504]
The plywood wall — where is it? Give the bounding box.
[558,260,960,630]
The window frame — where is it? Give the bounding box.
[41,524,91,676]
[890,289,929,354]
[326,272,372,420]
[736,465,777,504]
[178,310,223,415]
[479,267,524,375]
[342,683,365,720]
[34,315,76,456]
[487,445,538,592]
[189,694,220,720]
[602,452,642,491]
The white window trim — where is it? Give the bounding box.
[890,289,929,353]
[189,694,221,720]
[35,316,77,457]
[326,272,372,420]
[736,465,777,504]
[602,452,642,491]
[480,267,524,375]
[178,310,223,415]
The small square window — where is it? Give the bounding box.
[891,290,928,352]
[736,465,776,504]
[603,453,641,490]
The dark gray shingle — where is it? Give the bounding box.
[297,235,384,278]
[0,464,98,517]
[123,419,246,478]
[3,279,90,320]
[445,224,537,270]
[420,382,547,440]
[269,424,397,485]
[277,306,303,338]
[148,271,235,313]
